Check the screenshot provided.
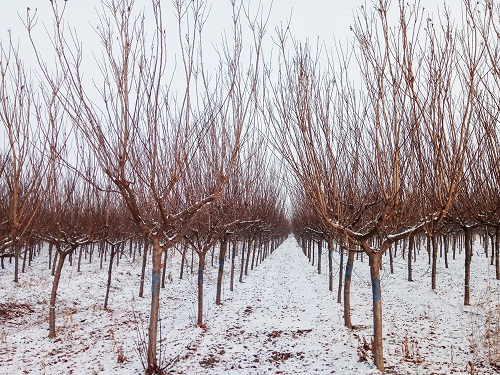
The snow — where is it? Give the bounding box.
[0,236,498,374]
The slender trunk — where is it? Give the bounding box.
[389,246,394,274]
[484,227,489,258]
[190,247,194,275]
[77,246,83,273]
[139,241,148,298]
[431,235,438,290]
[14,245,19,283]
[22,244,28,273]
[250,240,257,271]
[48,243,53,270]
[496,226,500,280]
[370,252,384,372]
[230,241,236,292]
[344,249,354,327]
[453,236,457,260]
[444,234,449,269]
[328,239,333,292]
[104,244,117,310]
[49,249,68,338]
[179,243,187,280]
[244,239,252,276]
[161,248,167,289]
[100,242,104,270]
[464,227,472,306]
[216,237,228,305]
[317,241,322,274]
[146,237,162,373]
[312,240,315,266]
[490,234,495,266]
[338,246,344,304]
[408,235,414,281]
[427,235,431,265]
[239,240,246,283]
[197,251,206,325]
[51,249,58,276]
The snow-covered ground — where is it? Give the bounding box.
[0,236,498,374]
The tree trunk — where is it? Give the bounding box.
[197,251,206,325]
[146,237,162,374]
[104,244,117,310]
[431,235,438,290]
[22,244,28,274]
[14,245,19,283]
[239,240,246,283]
[49,249,68,338]
[317,240,322,274]
[496,226,500,280]
[179,243,187,280]
[389,246,394,274]
[161,248,168,288]
[244,239,252,276]
[338,246,344,304]
[370,252,384,372]
[216,237,228,305]
[408,235,414,282]
[464,226,472,306]
[250,240,257,271]
[230,241,236,292]
[139,241,148,298]
[328,239,333,292]
[344,248,354,327]
[51,249,58,276]
[427,235,431,265]
[48,243,53,270]
[77,246,83,272]
[444,234,449,269]
[452,236,456,260]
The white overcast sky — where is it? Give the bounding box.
[1,0,465,66]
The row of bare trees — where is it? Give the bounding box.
[270,0,500,371]
[0,0,292,373]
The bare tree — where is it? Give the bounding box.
[0,37,48,278]
[26,0,266,371]
[270,1,478,370]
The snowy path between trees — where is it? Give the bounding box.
[171,236,372,374]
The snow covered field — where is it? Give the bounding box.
[0,236,498,374]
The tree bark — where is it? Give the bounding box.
[239,240,246,283]
[464,226,472,306]
[197,251,206,325]
[244,239,252,276]
[343,248,354,327]
[49,250,68,338]
[179,243,187,280]
[496,226,500,280]
[389,246,394,274]
[216,237,228,305]
[317,240,322,274]
[104,244,117,310]
[161,248,168,289]
[431,235,438,290]
[444,234,449,269]
[328,239,333,292]
[139,240,148,298]
[14,245,19,283]
[408,235,414,282]
[230,241,236,292]
[146,237,162,373]
[370,253,384,372]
